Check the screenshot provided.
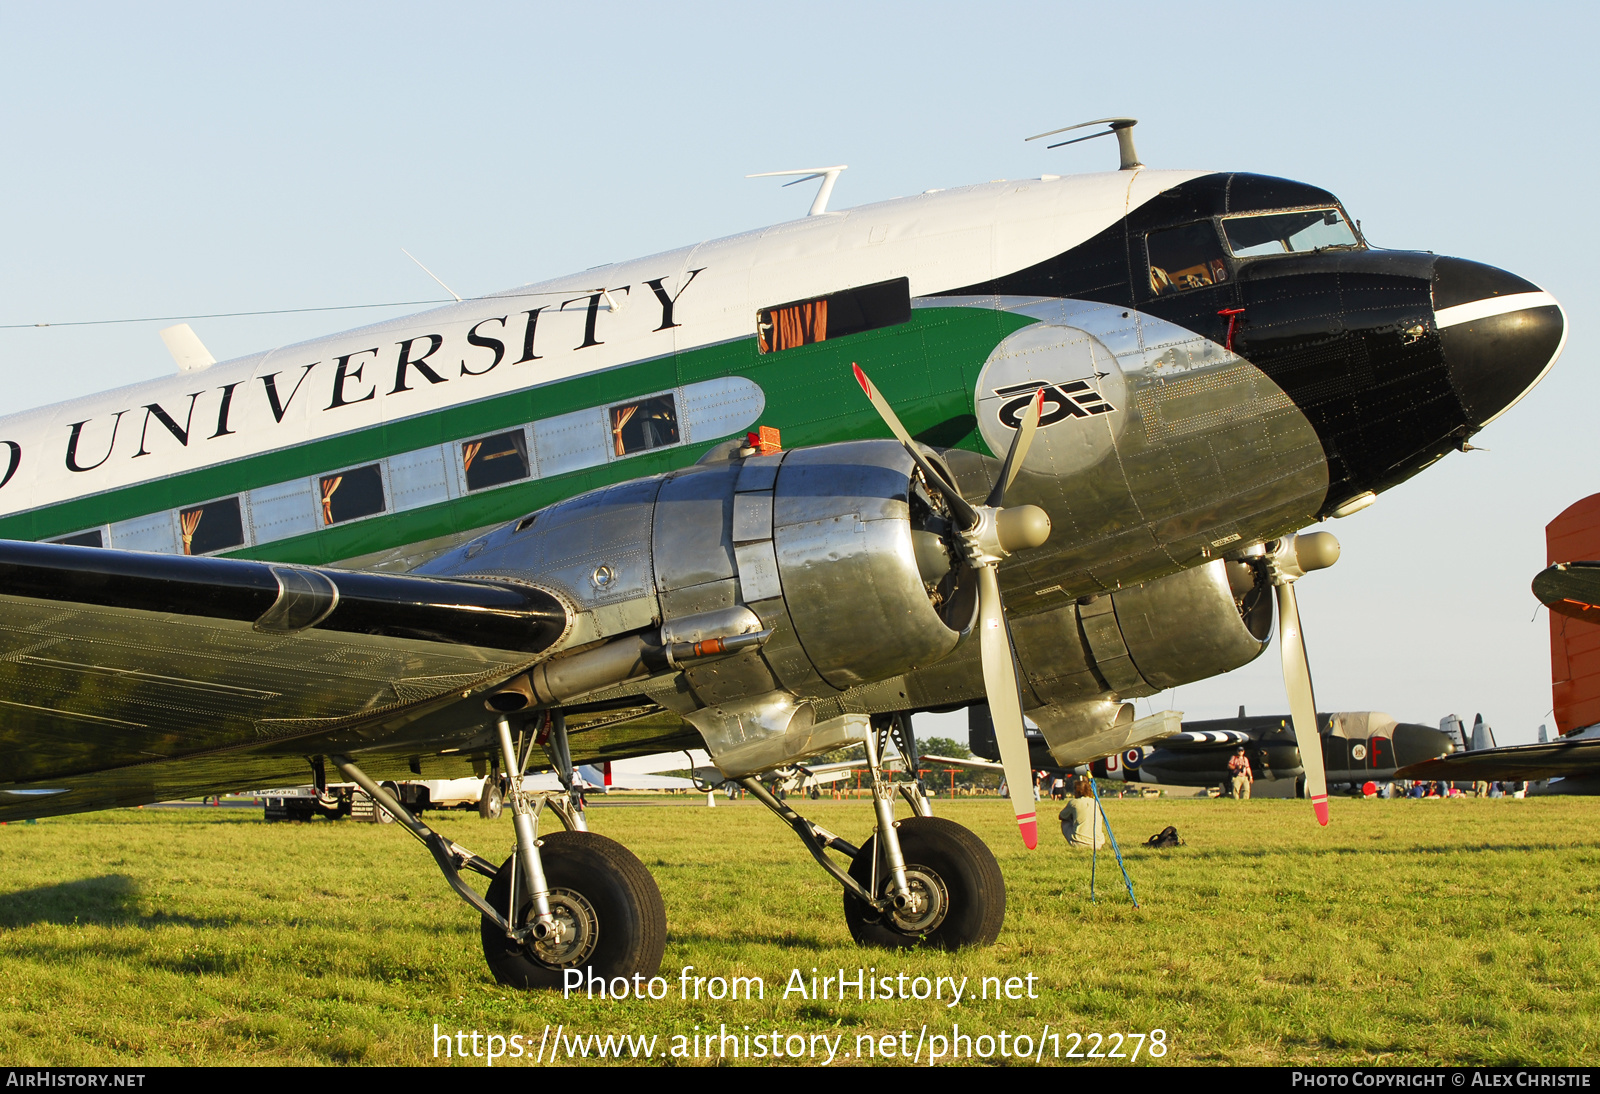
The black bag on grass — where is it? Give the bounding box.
[1145,825,1183,848]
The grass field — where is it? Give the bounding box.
[0,793,1596,1067]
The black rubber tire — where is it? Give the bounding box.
[843,816,1005,950]
[375,782,400,824]
[477,782,503,820]
[480,831,666,990]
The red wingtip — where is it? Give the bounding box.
[1018,813,1038,849]
[1313,796,1329,826]
[851,362,870,395]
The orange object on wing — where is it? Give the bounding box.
[1547,493,1600,734]
[747,426,782,455]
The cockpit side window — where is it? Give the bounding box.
[1146,222,1229,297]
[1222,208,1361,257]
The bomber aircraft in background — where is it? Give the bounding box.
[934,704,1455,795]
[0,118,1566,988]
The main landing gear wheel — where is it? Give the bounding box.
[480,830,666,990]
[843,816,1005,950]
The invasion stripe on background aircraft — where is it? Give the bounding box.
[0,119,1567,987]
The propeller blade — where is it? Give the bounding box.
[852,363,978,527]
[985,386,1044,508]
[1276,579,1329,825]
[976,564,1038,848]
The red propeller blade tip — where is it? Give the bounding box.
[851,362,870,395]
[1312,796,1330,826]
[1018,813,1038,850]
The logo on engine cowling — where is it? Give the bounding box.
[975,319,1125,478]
[992,379,1116,428]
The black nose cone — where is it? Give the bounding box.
[1392,723,1456,766]
[1434,256,1565,427]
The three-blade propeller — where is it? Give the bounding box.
[1263,532,1340,826]
[853,364,1051,848]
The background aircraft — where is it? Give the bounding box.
[939,705,1455,794]
[1397,492,1600,792]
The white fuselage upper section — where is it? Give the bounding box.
[0,169,1204,518]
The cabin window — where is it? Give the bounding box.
[609,394,679,456]
[463,430,531,492]
[179,496,245,555]
[49,529,103,548]
[757,277,911,353]
[1222,208,1361,257]
[1146,222,1229,296]
[320,464,386,525]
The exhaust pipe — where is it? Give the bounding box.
[485,612,772,712]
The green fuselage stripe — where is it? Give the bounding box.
[2,307,1033,565]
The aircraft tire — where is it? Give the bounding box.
[843,816,1005,950]
[480,831,666,990]
[376,782,400,824]
[478,782,503,820]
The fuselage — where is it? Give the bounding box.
[0,167,1566,715]
[1087,712,1457,787]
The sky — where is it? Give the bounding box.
[0,2,1594,746]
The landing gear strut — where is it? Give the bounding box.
[742,712,1005,950]
[482,715,664,989]
[332,713,665,991]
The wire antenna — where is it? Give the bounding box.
[746,166,848,216]
[1026,118,1142,171]
[402,249,462,302]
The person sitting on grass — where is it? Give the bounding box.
[1059,778,1107,850]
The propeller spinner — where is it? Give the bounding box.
[852,364,1051,847]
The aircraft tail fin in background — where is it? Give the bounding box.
[1546,494,1600,735]
[1471,714,1498,752]
[1441,714,1467,751]
[1539,724,1551,744]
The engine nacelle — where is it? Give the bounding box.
[999,556,1272,714]
[419,439,969,773]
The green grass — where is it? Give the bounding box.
[0,796,1595,1066]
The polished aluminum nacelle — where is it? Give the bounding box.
[1108,556,1274,691]
[909,555,1274,766]
[422,438,966,712]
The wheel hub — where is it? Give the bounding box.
[886,866,948,935]
[523,888,599,968]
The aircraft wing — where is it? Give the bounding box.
[0,541,571,819]
[1394,736,1600,782]
[921,753,1004,774]
[1154,728,1253,750]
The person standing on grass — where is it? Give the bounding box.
[1059,778,1106,849]
[1228,746,1253,800]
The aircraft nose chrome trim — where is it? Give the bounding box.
[1433,256,1566,428]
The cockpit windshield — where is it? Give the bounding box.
[1222,208,1361,257]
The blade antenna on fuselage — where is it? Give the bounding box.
[746,166,848,216]
[1025,117,1142,170]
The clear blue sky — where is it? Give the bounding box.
[1,2,1594,744]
